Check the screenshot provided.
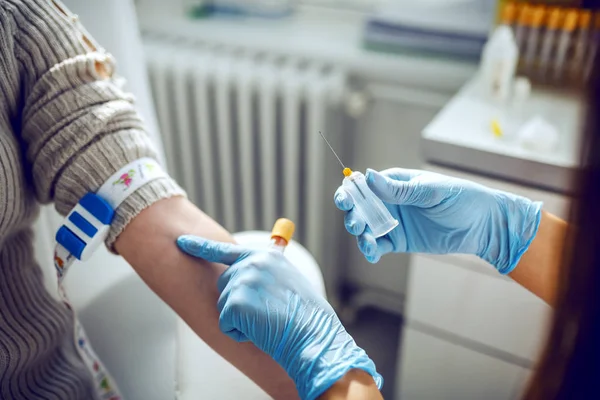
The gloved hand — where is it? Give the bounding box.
[334,168,542,274]
[176,236,383,400]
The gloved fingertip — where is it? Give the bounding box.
[366,242,375,256]
[177,234,196,244]
[334,188,353,211]
[176,235,204,254]
[358,233,377,257]
[366,253,381,264]
[366,169,385,186]
[365,168,377,180]
[366,169,407,204]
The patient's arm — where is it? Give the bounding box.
[509,211,568,306]
[10,0,295,395]
[319,370,383,400]
[114,196,298,399]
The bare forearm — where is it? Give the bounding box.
[319,370,383,400]
[114,196,298,399]
[509,211,568,306]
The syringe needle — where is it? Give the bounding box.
[318,131,346,170]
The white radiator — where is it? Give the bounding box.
[144,37,348,275]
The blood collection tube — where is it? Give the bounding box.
[539,7,562,80]
[572,10,592,83]
[554,9,578,82]
[269,218,295,253]
[584,12,600,82]
[500,1,517,30]
[515,4,533,55]
[524,6,546,74]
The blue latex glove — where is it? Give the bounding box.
[176,236,383,400]
[334,168,542,274]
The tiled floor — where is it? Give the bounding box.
[345,308,403,399]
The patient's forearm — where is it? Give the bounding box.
[509,211,568,306]
[114,196,298,399]
[319,370,383,400]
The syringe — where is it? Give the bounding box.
[319,132,398,238]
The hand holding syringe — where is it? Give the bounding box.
[319,132,398,238]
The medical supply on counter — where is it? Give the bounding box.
[319,131,398,239]
[554,9,578,81]
[508,76,532,133]
[490,76,531,140]
[495,1,597,87]
[584,13,600,81]
[539,7,561,80]
[572,10,591,81]
[185,0,209,18]
[500,1,518,29]
[210,0,293,17]
[270,218,295,253]
[480,25,519,102]
[514,4,533,54]
[491,118,504,138]
[524,6,546,73]
[518,115,560,153]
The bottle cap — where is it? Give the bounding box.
[564,9,578,31]
[530,6,545,27]
[547,8,562,30]
[271,218,295,244]
[501,2,517,25]
[579,10,592,29]
[518,4,533,25]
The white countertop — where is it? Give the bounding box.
[424,79,584,168]
[422,78,584,192]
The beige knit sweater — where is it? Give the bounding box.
[0,0,184,398]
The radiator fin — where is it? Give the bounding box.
[145,39,347,268]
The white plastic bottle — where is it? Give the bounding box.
[480,25,519,103]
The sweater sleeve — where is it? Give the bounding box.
[9,0,185,249]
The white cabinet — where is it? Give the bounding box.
[397,328,530,400]
[406,254,550,362]
[397,165,570,399]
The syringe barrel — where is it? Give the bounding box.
[342,171,399,238]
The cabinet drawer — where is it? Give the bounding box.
[396,327,530,400]
[405,254,551,361]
